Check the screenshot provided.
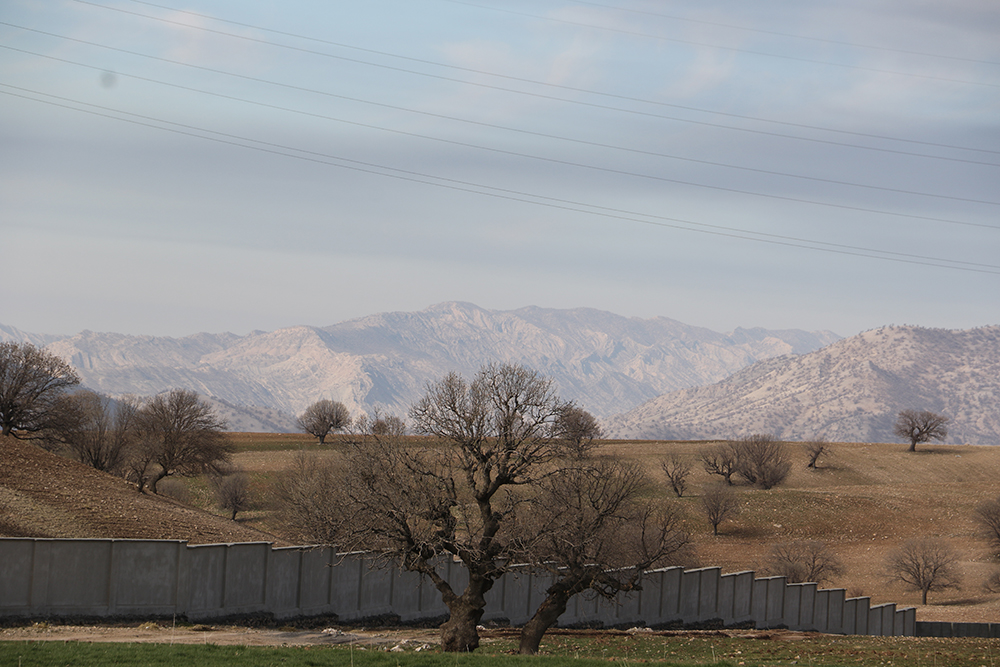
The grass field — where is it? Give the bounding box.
[5,630,1000,667]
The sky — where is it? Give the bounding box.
[1,0,998,339]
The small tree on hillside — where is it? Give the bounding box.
[271,451,342,544]
[701,483,740,536]
[975,497,1000,555]
[44,391,140,473]
[297,399,351,445]
[733,434,791,489]
[662,455,692,497]
[894,410,949,452]
[0,342,80,438]
[136,389,232,494]
[767,540,845,584]
[555,405,602,459]
[884,538,962,604]
[211,466,252,520]
[805,441,829,469]
[700,442,739,485]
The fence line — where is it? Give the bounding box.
[0,538,915,635]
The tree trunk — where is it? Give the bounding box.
[909,440,917,452]
[519,589,572,654]
[922,588,929,605]
[440,597,485,652]
[148,469,167,494]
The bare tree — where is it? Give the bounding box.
[884,538,962,604]
[335,363,570,652]
[136,389,232,494]
[700,442,739,485]
[271,451,343,544]
[44,391,140,473]
[0,342,80,438]
[555,405,602,459]
[805,441,829,469]
[701,483,740,536]
[297,399,351,445]
[353,411,406,437]
[767,541,845,584]
[733,434,791,489]
[661,455,692,497]
[894,410,949,452]
[211,467,252,520]
[975,497,1000,555]
[516,458,692,654]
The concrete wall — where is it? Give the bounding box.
[0,538,916,634]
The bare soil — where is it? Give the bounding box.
[0,436,285,545]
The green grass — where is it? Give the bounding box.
[5,633,1000,667]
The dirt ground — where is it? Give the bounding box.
[0,622,817,648]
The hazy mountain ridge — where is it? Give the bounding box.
[604,325,1000,446]
[2,302,839,426]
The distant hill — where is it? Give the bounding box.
[4,302,839,424]
[604,325,1000,446]
[0,436,284,544]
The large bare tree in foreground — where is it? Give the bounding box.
[336,363,646,652]
[0,342,80,438]
[516,458,692,654]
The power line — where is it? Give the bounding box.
[69,0,1000,156]
[7,21,1000,171]
[3,83,997,276]
[514,0,1000,67]
[437,0,1000,88]
[7,43,998,226]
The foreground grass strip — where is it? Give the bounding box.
[0,642,676,667]
[5,634,1000,667]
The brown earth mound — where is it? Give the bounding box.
[0,435,284,545]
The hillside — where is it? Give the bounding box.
[9,302,839,421]
[605,325,1000,446]
[0,436,284,545]
[231,434,1000,621]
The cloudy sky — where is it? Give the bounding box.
[2,0,998,339]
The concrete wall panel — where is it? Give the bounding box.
[680,569,703,619]
[813,590,829,632]
[222,543,268,612]
[46,540,112,611]
[392,568,425,622]
[730,571,754,624]
[698,568,721,621]
[267,547,301,616]
[358,557,394,617]
[111,540,182,611]
[298,548,333,613]
[185,544,226,614]
[0,540,35,612]
[796,584,817,630]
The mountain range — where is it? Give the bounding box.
[3,302,839,429]
[603,325,1000,446]
[7,305,996,445]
